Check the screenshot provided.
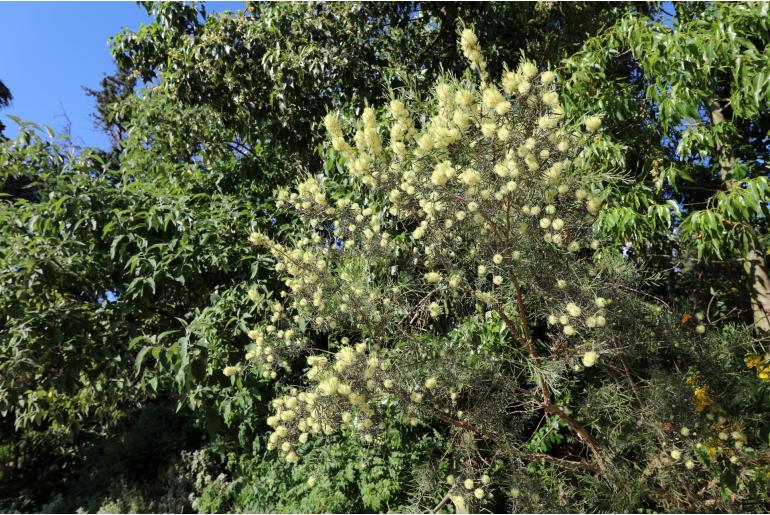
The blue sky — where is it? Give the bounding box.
[0,1,241,149]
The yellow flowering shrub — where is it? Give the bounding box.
[235,29,770,512]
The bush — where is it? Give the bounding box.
[234,28,770,512]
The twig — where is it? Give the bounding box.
[433,412,601,474]
[706,292,717,324]
[708,307,740,325]
[542,405,608,474]
[426,491,452,514]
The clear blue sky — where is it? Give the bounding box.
[0,1,242,149]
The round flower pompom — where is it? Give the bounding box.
[425,271,441,283]
[307,476,317,488]
[670,449,682,461]
[464,478,475,490]
[249,231,272,247]
[542,91,559,107]
[425,377,438,390]
[474,488,484,500]
[247,288,262,303]
[460,28,478,47]
[223,365,240,377]
[695,324,706,334]
[584,115,602,132]
[521,61,538,79]
[566,302,581,317]
[684,459,695,470]
[582,351,599,367]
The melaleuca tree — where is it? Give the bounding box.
[563,2,770,332]
[87,1,642,426]
[236,29,770,512]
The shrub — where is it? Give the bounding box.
[233,28,770,512]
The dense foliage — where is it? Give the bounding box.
[563,2,770,330]
[1,2,768,513]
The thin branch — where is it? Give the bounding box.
[433,412,601,474]
[542,405,608,474]
[425,491,452,514]
[608,281,671,310]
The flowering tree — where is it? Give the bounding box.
[240,29,769,512]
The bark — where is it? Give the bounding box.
[745,249,770,332]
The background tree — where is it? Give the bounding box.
[108,2,637,172]
[84,68,137,150]
[563,2,770,331]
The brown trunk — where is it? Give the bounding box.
[745,249,770,332]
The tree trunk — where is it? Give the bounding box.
[710,98,769,332]
[745,249,770,332]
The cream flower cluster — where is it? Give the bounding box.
[246,28,611,469]
[443,472,493,509]
[547,296,612,341]
[264,340,449,461]
[460,28,489,83]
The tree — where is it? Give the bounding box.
[84,68,137,150]
[563,2,770,331]
[108,2,636,172]
[239,29,770,512]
